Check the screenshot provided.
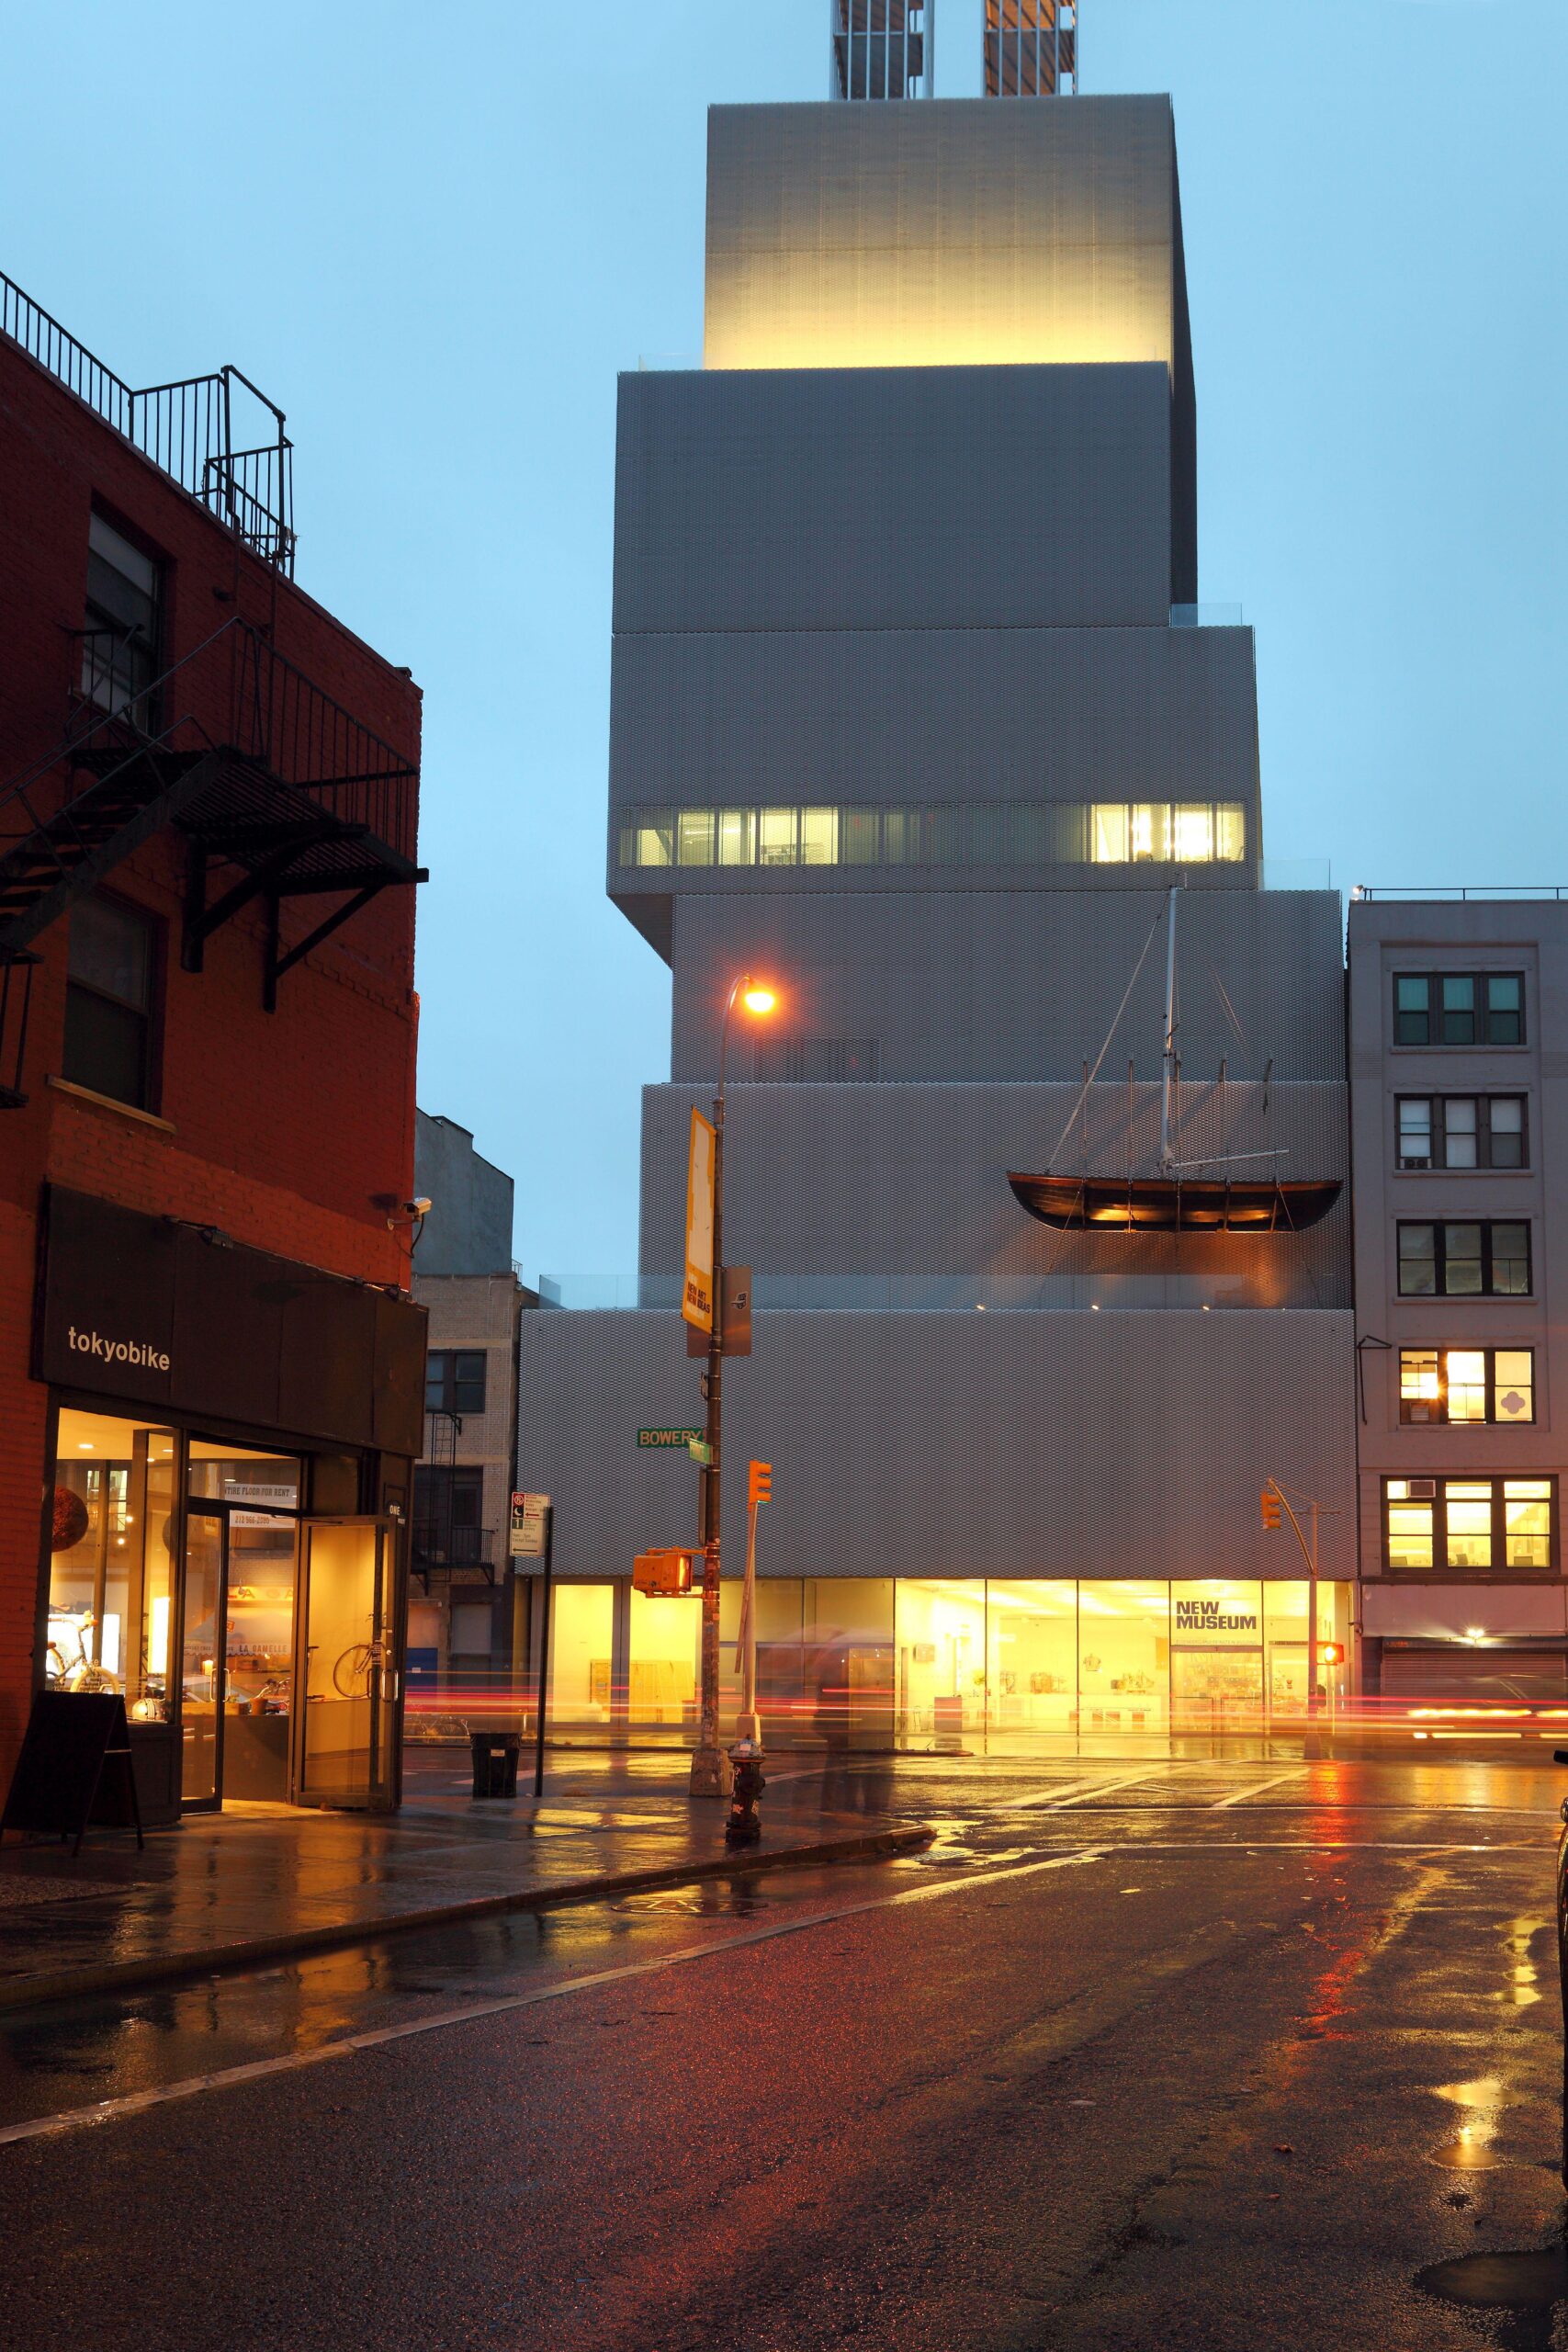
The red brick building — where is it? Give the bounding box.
[0,272,427,1824]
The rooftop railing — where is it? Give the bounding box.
[1353,887,1568,903]
[1,269,295,575]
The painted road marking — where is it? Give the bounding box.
[1007,1769,1177,1811]
[1210,1771,1303,1810]
[0,1832,1551,2153]
[0,1848,1111,2150]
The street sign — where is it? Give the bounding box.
[637,1428,703,1450]
[510,1492,551,1558]
[682,1109,716,1332]
[688,1438,713,1466]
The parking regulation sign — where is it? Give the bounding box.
[510,1492,551,1558]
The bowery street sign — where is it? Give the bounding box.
[638,1427,703,1450]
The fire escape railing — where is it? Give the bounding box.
[412,1411,499,1589]
[0,616,417,891]
[0,614,423,1041]
[1,271,296,575]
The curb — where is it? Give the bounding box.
[0,1820,933,2017]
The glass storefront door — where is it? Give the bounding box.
[221,1512,299,1802]
[296,1519,395,1811]
[180,1508,226,1805]
[178,1505,300,1805]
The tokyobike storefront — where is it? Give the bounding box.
[533,1574,1357,1748]
[33,1187,425,1820]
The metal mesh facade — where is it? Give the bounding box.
[637,1080,1351,1306]
[703,99,1184,377]
[667,891,1345,1086]
[614,364,1180,636]
[516,1307,1357,1585]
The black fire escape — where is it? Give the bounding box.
[411,1412,498,1595]
[0,269,423,1103]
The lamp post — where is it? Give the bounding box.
[690,972,777,1799]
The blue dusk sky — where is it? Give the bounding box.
[2,2,1563,1285]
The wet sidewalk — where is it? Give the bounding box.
[0,1749,930,2014]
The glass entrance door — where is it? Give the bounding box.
[180,1508,226,1806]
[221,1512,299,1802]
[295,1519,394,1810]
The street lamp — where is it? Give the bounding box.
[690,971,779,1799]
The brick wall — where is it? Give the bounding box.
[0,330,424,1790]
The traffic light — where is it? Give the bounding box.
[748,1460,773,1510]
[1261,1486,1281,1530]
[633,1546,697,1598]
[1321,1642,1345,1668]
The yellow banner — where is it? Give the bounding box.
[682,1108,716,1331]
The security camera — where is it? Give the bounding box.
[386,1196,434,1232]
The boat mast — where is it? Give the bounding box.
[1158,883,1179,1171]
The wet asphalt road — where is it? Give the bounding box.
[2,1754,1567,2352]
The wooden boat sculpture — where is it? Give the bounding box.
[1007,886,1343,1237]
[1007,1170,1343,1233]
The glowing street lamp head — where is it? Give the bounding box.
[741,984,778,1017]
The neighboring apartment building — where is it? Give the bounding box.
[1348,896,1566,1713]
[0,271,426,1822]
[409,1113,535,1695]
[515,30,1357,1747]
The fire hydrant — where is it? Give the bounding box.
[725,1736,765,1845]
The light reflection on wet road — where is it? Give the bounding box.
[1,1753,1565,2351]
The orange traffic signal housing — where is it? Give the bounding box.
[633,1546,697,1598]
[1321,1642,1345,1667]
[1260,1487,1281,1530]
[748,1460,773,1509]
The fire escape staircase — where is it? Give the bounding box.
[0,617,425,1094]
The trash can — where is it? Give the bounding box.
[469,1730,522,1799]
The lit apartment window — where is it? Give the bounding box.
[1393,972,1525,1047]
[424,1351,487,1417]
[1398,1347,1534,1425]
[1384,1476,1554,1573]
[62,893,157,1110]
[1396,1221,1530,1297]
[1395,1095,1527,1170]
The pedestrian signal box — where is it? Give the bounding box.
[1321,1642,1345,1668]
[633,1547,697,1598]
